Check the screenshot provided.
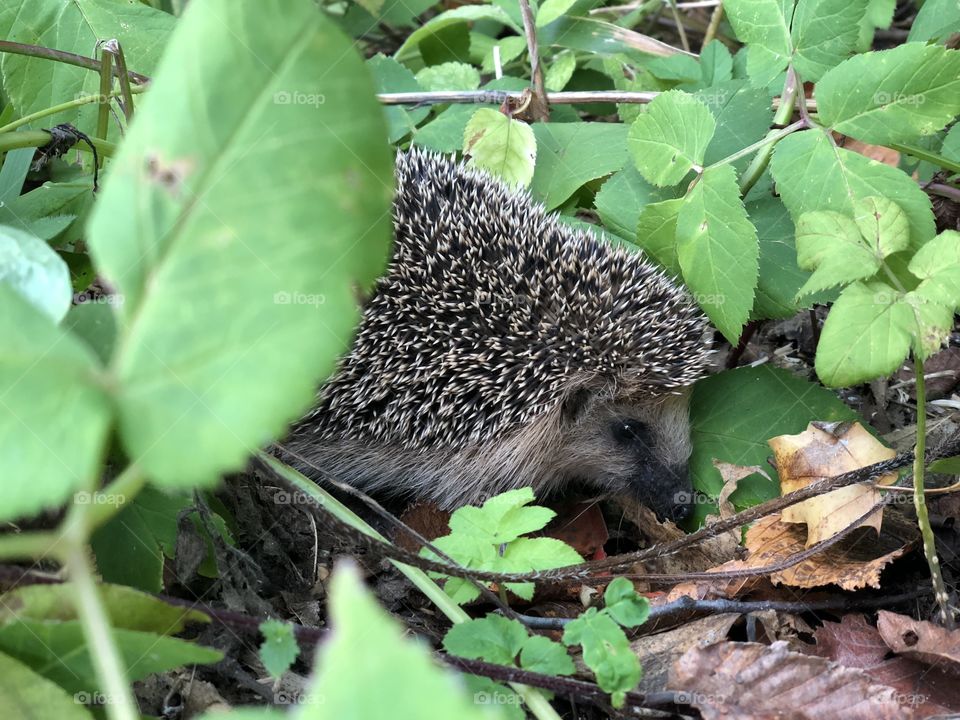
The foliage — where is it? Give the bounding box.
[258,620,300,681]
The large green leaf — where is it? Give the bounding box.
[0,286,111,522]
[676,164,759,343]
[725,0,869,84]
[0,0,175,138]
[0,651,93,720]
[530,122,628,210]
[769,128,935,250]
[0,225,71,321]
[907,0,960,43]
[816,45,960,144]
[86,0,393,487]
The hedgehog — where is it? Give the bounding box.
[286,150,713,521]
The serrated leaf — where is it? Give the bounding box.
[770,128,935,249]
[464,108,536,186]
[635,198,683,276]
[448,487,555,543]
[443,615,528,665]
[677,164,759,343]
[501,537,582,599]
[794,210,880,297]
[698,82,775,174]
[603,577,651,628]
[697,40,734,87]
[369,54,430,142]
[563,608,640,707]
[628,90,715,186]
[0,286,110,523]
[531,122,628,210]
[520,635,576,676]
[909,230,960,310]
[852,196,910,258]
[259,619,299,680]
[815,281,915,386]
[908,0,960,43]
[0,224,71,322]
[86,0,392,488]
[816,44,960,144]
[415,61,481,91]
[594,165,664,242]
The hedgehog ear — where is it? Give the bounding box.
[560,386,592,425]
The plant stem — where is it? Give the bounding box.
[0,40,150,84]
[0,88,146,135]
[0,531,60,561]
[60,519,139,720]
[701,2,725,47]
[708,119,804,170]
[665,0,691,52]
[517,0,550,121]
[739,66,801,196]
[891,142,960,176]
[96,48,114,145]
[0,130,117,158]
[912,356,956,628]
[66,465,148,536]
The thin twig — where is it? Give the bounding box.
[516,0,550,121]
[701,1,725,47]
[665,0,691,52]
[0,40,150,84]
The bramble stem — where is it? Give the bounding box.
[912,356,956,628]
[739,66,801,196]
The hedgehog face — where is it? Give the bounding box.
[557,391,696,522]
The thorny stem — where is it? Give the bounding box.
[739,66,801,196]
[912,357,956,628]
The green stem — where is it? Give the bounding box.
[739,66,801,196]
[96,49,114,145]
[0,531,60,561]
[0,40,150,85]
[665,0,691,53]
[0,130,118,158]
[890,142,960,176]
[262,454,564,720]
[0,87,145,135]
[701,2,725,47]
[60,519,139,720]
[912,356,956,628]
[708,119,804,171]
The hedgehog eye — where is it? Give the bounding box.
[611,419,650,445]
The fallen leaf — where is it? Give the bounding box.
[770,422,897,546]
[670,640,911,719]
[877,610,960,675]
[712,461,772,520]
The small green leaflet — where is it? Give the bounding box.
[259,620,299,680]
[816,44,960,145]
[602,578,651,628]
[415,61,481,91]
[0,225,72,322]
[563,608,640,708]
[910,230,960,310]
[635,198,684,276]
[627,90,715,186]
[443,614,575,676]
[463,108,537,187]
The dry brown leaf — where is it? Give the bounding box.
[812,614,960,717]
[670,640,912,720]
[712,460,772,520]
[733,514,913,590]
[770,422,897,546]
[844,139,900,167]
[877,610,960,675]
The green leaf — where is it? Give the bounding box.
[395,6,519,65]
[770,128,935,250]
[815,281,923,386]
[909,230,960,311]
[464,108,537,186]
[0,286,110,523]
[635,198,684,276]
[603,578,651,628]
[853,196,910,258]
[545,50,577,91]
[563,608,640,707]
[501,537,582,599]
[689,365,861,519]
[86,0,393,488]
[0,181,90,241]
[0,651,93,720]
[537,0,578,27]
[697,40,734,87]
[259,619,299,680]
[816,45,960,144]
[794,210,880,297]
[698,82,774,173]
[530,122,628,210]
[677,164,759,343]
[594,165,664,242]
[415,61,481,91]
[309,563,490,719]
[723,0,792,85]
[0,0,175,139]
[908,0,960,43]
[519,635,575,676]
[448,487,555,543]
[0,148,32,204]
[942,124,960,164]
[0,224,71,322]
[369,54,430,142]
[628,90,715,186]
[443,615,528,666]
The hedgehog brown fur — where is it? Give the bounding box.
[287,150,713,519]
